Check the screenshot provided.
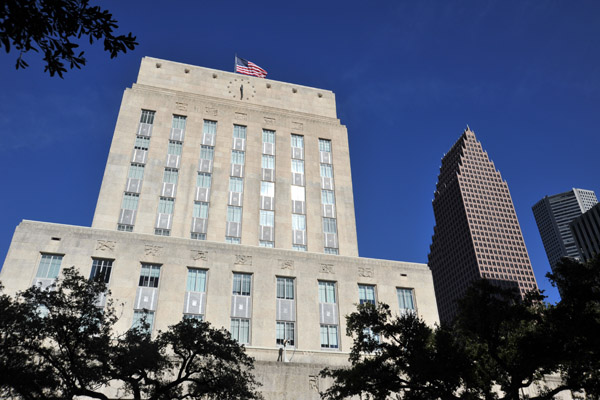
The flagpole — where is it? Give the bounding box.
[234,53,237,74]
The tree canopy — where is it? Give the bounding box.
[321,255,600,400]
[0,267,262,400]
[1,0,137,77]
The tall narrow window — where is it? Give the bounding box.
[230,318,250,344]
[260,210,274,227]
[122,193,139,210]
[186,268,207,292]
[163,168,178,184]
[323,218,337,234]
[292,214,306,231]
[320,164,333,178]
[262,154,275,169]
[263,129,275,143]
[320,325,338,349]
[229,177,244,193]
[231,150,245,165]
[172,115,187,130]
[36,254,63,279]
[227,206,242,223]
[261,181,274,197]
[140,110,155,124]
[322,190,335,205]
[276,322,295,346]
[197,172,212,188]
[358,285,376,305]
[291,134,304,148]
[233,124,247,139]
[139,264,160,288]
[397,288,416,312]
[132,310,155,331]
[277,277,294,299]
[128,164,145,180]
[319,139,332,152]
[90,258,113,283]
[158,197,174,214]
[318,281,336,303]
[292,159,304,174]
[232,273,251,296]
[204,120,217,134]
[167,140,183,155]
[193,202,209,219]
[200,145,214,160]
[134,136,150,150]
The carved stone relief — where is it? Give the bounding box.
[279,259,294,270]
[235,112,247,121]
[264,117,276,125]
[235,255,252,265]
[292,121,303,131]
[175,102,187,111]
[358,266,374,278]
[144,245,162,256]
[191,250,208,261]
[308,375,319,393]
[320,264,334,274]
[96,240,116,251]
[205,107,218,116]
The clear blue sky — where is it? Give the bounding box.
[1,0,598,304]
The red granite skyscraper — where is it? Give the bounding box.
[429,128,538,322]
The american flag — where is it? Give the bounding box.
[235,56,267,78]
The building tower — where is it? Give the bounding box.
[0,57,439,399]
[532,188,598,270]
[570,202,600,261]
[428,127,538,322]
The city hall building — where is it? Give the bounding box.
[0,57,439,399]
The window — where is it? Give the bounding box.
[320,325,338,349]
[168,140,182,155]
[184,314,203,321]
[132,310,155,331]
[322,190,335,205]
[200,145,214,160]
[233,125,246,139]
[128,164,145,180]
[261,181,274,197]
[231,150,245,165]
[319,139,331,152]
[226,236,241,244]
[191,233,206,240]
[233,273,251,296]
[276,321,295,346]
[292,159,304,174]
[139,264,160,288]
[318,281,336,303]
[292,214,306,230]
[229,177,244,193]
[172,115,186,130]
[193,201,208,219]
[291,134,304,148]
[358,285,376,305]
[293,245,307,252]
[122,193,139,210]
[90,258,113,283]
[230,318,250,344]
[154,229,170,236]
[277,277,294,300]
[260,210,274,227]
[36,254,62,279]
[227,206,242,223]
[320,164,333,178]
[323,218,337,234]
[262,154,275,169]
[259,241,274,248]
[134,136,150,150]
[117,224,133,232]
[397,288,416,312]
[158,197,174,214]
[140,110,155,124]
[203,120,217,135]
[325,248,339,255]
[186,268,207,292]
[262,129,275,143]
[163,168,178,184]
[197,172,212,188]
[291,186,305,201]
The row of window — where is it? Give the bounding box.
[35,254,416,349]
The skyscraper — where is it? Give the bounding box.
[0,57,439,399]
[570,202,600,261]
[532,188,598,270]
[428,127,538,322]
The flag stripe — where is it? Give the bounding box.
[235,56,268,78]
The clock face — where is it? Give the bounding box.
[227,77,256,100]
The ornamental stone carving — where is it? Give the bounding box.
[191,250,208,261]
[205,107,218,116]
[292,121,303,131]
[279,259,294,270]
[96,240,116,251]
[235,112,247,121]
[235,255,252,265]
[264,117,276,125]
[175,102,187,111]
[358,265,374,278]
[144,245,162,256]
[308,375,319,392]
[320,264,334,274]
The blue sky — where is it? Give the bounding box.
[1,0,599,304]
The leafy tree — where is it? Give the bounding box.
[1,0,137,77]
[321,267,599,400]
[0,267,262,400]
